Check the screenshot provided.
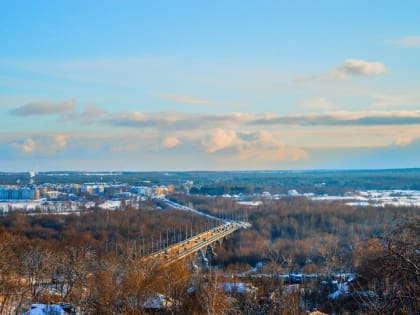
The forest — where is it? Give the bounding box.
[0,194,418,314]
[168,194,418,270]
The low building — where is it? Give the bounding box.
[22,303,75,315]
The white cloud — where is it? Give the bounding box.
[335,59,387,77]
[388,36,420,48]
[299,59,388,81]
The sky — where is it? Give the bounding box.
[0,0,419,171]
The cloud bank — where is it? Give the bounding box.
[102,110,420,130]
[11,100,76,116]
[5,98,419,169]
[250,111,420,126]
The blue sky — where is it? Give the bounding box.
[1,1,419,171]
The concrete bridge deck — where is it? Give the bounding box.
[145,221,249,266]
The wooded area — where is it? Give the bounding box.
[0,196,418,314]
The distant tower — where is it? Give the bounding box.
[29,170,36,185]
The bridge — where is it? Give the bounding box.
[143,199,250,267]
[145,221,249,267]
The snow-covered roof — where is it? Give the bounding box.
[23,304,66,315]
[221,282,257,294]
[143,294,172,309]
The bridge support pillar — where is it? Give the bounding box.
[196,249,209,269]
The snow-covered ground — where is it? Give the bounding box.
[98,200,121,210]
[328,281,349,299]
[163,198,223,221]
[221,282,257,294]
[312,190,420,207]
[237,201,263,207]
[22,304,69,315]
[143,294,172,309]
[234,189,420,208]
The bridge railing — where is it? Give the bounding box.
[143,221,246,265]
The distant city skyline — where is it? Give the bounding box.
[1,1,419,171]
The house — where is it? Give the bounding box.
[22,303,75,315]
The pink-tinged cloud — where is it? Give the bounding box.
[393,135,416,147]
[162,136,180,148]
[235,131,308,161]
[202,129,308,161]
[12,135,69,155]
[13,138,37,153]
[54,134,68,149]
[202,129,238,152]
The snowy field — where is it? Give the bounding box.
[311,190,420,207]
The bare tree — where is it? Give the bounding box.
[19,241,56,301]
[355,216,419,314]
[0,230,28,315]
[189,272,231,315]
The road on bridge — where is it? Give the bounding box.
[143,198,251,267]
[145,221,249,266]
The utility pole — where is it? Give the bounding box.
[173,226,176,244]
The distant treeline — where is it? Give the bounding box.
[1,168,419,190]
